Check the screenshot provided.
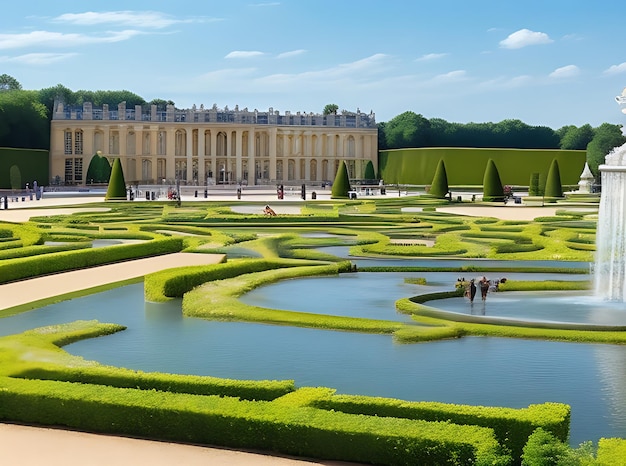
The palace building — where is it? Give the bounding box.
[49,101,378,186]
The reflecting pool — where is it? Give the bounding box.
[2,275,626,447]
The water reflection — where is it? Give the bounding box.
[1,276,625,446]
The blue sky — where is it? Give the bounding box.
[1,0,625,129]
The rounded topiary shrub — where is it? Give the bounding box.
[86,152,112,183]
[482,159,505,202]
[428,159,449,198]
[105,158,127,201]
[364,160,376,181]
[544,159,563,198]
[331,161,350,199]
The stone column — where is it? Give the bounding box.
[198,128,206,185]
[235,129,243,183]
[247,128,255,185]
[166,127,176,180]
[149,126,159,182]
[186,126,194,183]
[269,128,278,182]
[210,128,217,183]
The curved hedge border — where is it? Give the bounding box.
[0,237,184,284]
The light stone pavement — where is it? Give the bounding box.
[0,191,595,465]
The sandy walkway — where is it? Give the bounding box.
[0,423,346,466]
[0,253,225,311]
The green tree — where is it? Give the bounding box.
[38,84,74,116]
[323,104,339,115]
[482,159,505,202]
[558,124,594,150]
[148,98,175,110]
[0,90,49,149]
[544,159,563,198]
[587,123,626,177]
[0,74,22,91]
[364,160,376,180]
[428,159,449,198]
[384,111,431,148]
[331,161,351,198]
[105,158,127,200]
[86,152,112,183]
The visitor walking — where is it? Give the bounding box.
[479,276,489,301]
[468,279,477,303]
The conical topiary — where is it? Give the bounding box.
[482,159,505,202]
[364,160,376,181]
[529,172,541,196]
[105,158,127,200]
[86,152,112,183]
[428,159,449,198]
[544,159,563,198]
[331,161,351,199]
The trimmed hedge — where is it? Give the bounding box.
[0,237,184,284]
[483,159,505,202]
[429,159,449,198]
[13,366,295,402]
[309,393,570,463]
[144,258,294,302]
[597,438,626,465]
[0,376,509,465]
[331,161,350,199]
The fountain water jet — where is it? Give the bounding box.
[595,92,626,300]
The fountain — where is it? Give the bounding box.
[594,88,626,300]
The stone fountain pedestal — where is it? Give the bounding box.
[595,143,626,301]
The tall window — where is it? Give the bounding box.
[157,131,166,155]
[74,131,83,155]
[65,159,73,183]
[64,131,72,154]
[74,158,83,182]
[175,160,187,181]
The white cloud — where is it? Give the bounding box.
[432,70,467,82]
[276,49,306,59]
[53,11,217,29]
[549,65,580,78]
[604,62,626,75]
[416,53,448,62]
[0,52,78,65]
[225,51,265,59]
[499,29,553,49]
[0,30,143,49]
[478,75,533,90]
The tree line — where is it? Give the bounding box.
[1,74,624,178]
[0,74,173,151]
[377,110,625,177]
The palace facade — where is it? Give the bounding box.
[49,101,378,186]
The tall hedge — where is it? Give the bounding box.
[428,159,449,198]
[482,159,505,202]
[544,159,563,198]
[105,158,127,200]
[331,161,350,199]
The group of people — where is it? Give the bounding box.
[458,276,507,303]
